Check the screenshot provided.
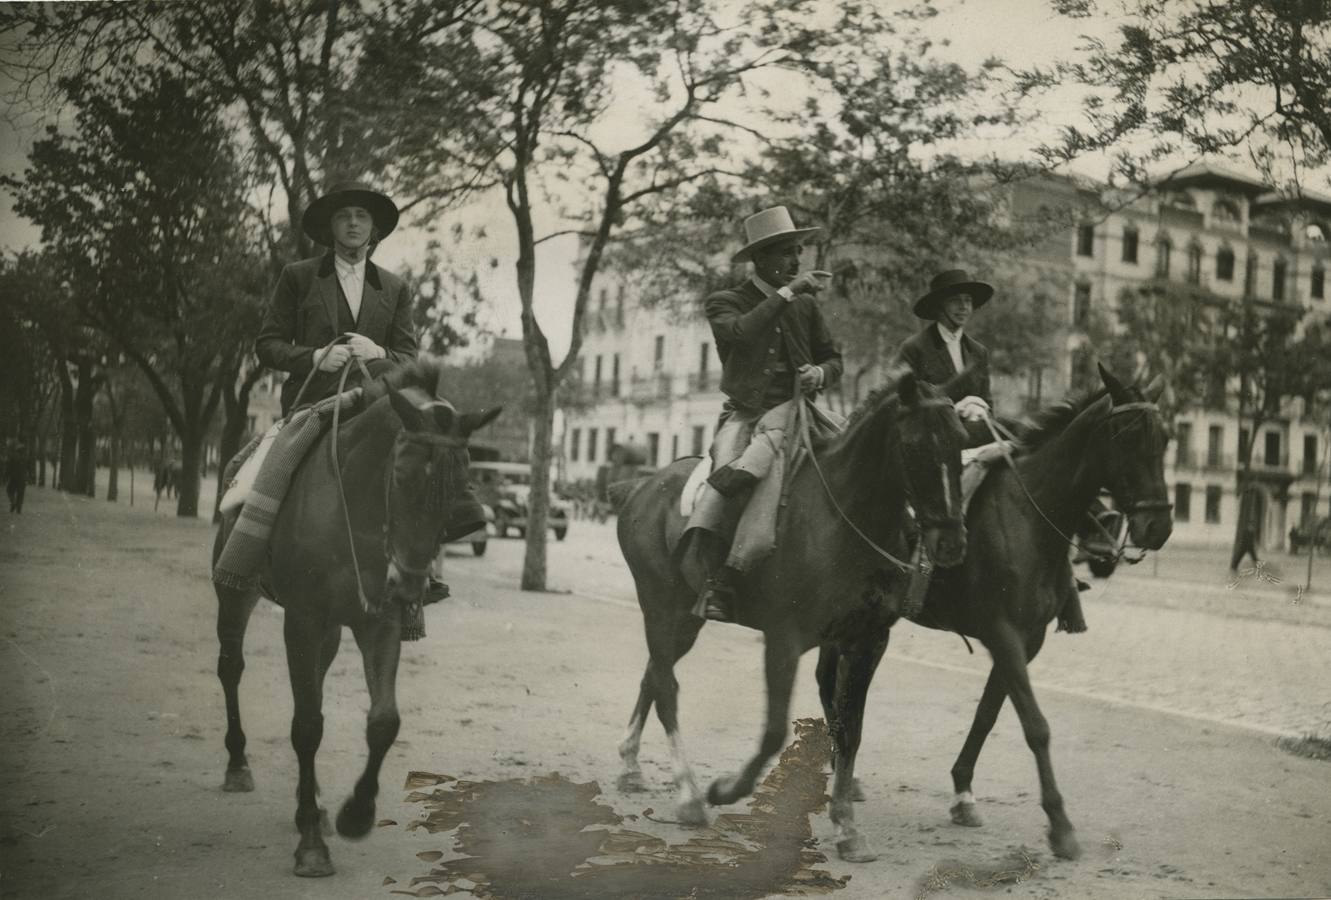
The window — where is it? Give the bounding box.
[653,335,665,369]
[611,354,620,397]
[598,288,608,310]
[1207,425,1223,468]
[1175,422,1193,467]
[1070,344,1096,393]
[1205,485,1223,524]
[587,428,599,463]
[1186,243,1202,284]
[1238,428,1250,464]
[692,425,706,457]
[1027,366,1044,407]
[1302,492,1318,525]
[570,428,581,462]
[646,432,660,467]
[1155,237,1172,277]
[1077,223,1094,257]
[1313,265,1325,299]
[1264,431,1281,467]
[616,284,625,313]
[698,342,711,389]
[1212,199,1241,224]
[1174,483,1192,522]
[606,428,616,458]
[593,355,603,390]
[670,434,679,461]
[1273,258,1287,301]
[1216,247,1235,281]
[1305,434,1319,475]
[1073,282,1092,327]
[1122,226,1138,263]
[1244,252,1258,295]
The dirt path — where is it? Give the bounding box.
[2,488,1328,899]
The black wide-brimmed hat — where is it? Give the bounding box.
[912,268,995,319]
[301,181,400,248]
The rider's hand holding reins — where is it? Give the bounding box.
[316,343,353,372]
[345,333,386,360]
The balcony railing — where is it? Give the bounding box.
[1203,453,1234,472]
[687,371,717,393]
[629,373,672,403]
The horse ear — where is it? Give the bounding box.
[896,370,921,407]
[1143,374,1165,403]
[389,387,426,432]
[460,406,502,438]
[1098,362,1129,403]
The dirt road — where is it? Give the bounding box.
[2,486,1328,899]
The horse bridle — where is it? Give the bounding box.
[798,393,965,574]
[983,399,1171,555]
[381,427,471,580]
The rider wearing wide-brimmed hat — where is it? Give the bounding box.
[896,268,1090,633]
[684,206,845,624]
[256,180,419,416]
[896,268,995,445]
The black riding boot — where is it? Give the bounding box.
[700,565,743,623]
[1057,575,1089,633]
[707,463,758,498]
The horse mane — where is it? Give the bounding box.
[359,355,450,409]
[836,365,910,442]
[1018,387,1109,452]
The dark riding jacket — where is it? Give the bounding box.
[896,322,992,446]
[256,252,418,415]
[705,279,843,411]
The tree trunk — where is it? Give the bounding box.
[521,385,555,591]
[75,361,97,497]
[107,430,121,502]
[176,427,204,518]
[58,366,77,493]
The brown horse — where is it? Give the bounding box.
[819,364,1172,861]
[211,359,499,877]
[615,372,969,863]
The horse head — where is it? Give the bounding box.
[383,388,501,606]
[893,372,968,568]
[1090,363,1172,550]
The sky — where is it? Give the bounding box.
[0,0,1134,360]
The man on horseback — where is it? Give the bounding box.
[252,181,453,603]
[690,206,844,623]
[896,269,1089,632]
[256,181,419,416]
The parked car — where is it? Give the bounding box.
[469,460,570,541]
[1289,517,1331,554]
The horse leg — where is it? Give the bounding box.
[950,627,1047,827]
[216,587,260,793]
[988,623,1079,859]
[636,604,709,825]
[618,613,704,794]
[707,632,800,806]
[816,645,867,803]
[827,634,890,863]
[948,667,1006,828]
[285,613,334,877]
[337,617,402,839]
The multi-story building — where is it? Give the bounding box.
[561,164,1331,549]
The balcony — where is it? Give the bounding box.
[687,371,717,393]
[1174,448,1197,469]
[629,373,672,404]
[1203,453,1233,472]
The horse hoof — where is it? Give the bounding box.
[836,833,879,863]
[1050,829,1081,860]
[336,798,374,840]
[293,848,335,878]
[222,767,254,793]
[706,778,739,807]
[616,771,647,794]
[676,797,708,827]
[850,778,867,802]
[950,802,983,828]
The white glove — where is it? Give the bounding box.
[954,395,990,422]
[345,334,386,360]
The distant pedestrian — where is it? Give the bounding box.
[1230,483,1262,572]
[7,440,29,514]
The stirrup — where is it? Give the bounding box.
[699,578,735,623]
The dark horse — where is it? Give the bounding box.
[616,372,969,862]
[819,364,1173,862]
[211,359,499,877]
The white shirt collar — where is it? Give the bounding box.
[936,321,964,344]
[334,255,366,279]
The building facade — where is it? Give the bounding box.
[560,165,1331,548]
